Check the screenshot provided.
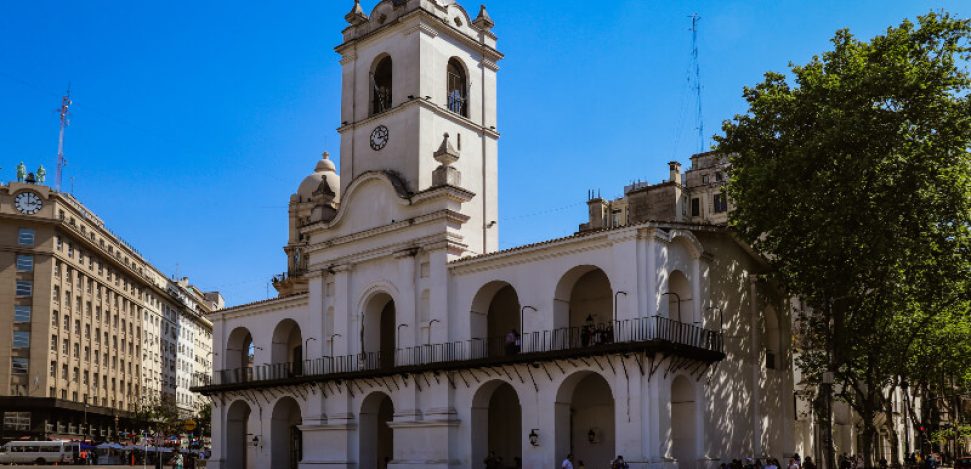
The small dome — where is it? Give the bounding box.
[297,152,341,202]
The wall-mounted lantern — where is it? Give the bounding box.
[528,428,540,447]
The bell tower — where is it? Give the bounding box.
[335,0,502,254]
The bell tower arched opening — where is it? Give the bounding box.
[371,55,393,116]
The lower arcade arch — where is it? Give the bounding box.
[555,371,615,468]
[671,375,699,469]
[360,392,395,469]
[225,400,252,469]
[471,380,523,467]
[270,397,303,469]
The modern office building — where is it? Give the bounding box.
[0,173,219,441]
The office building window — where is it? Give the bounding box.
[11,357,29,375]
[15,254,33,272]
[50,335,57,351]
[17,228,35,246]
[15,280,32,297]
[50,361,56,378]
[12,331,30,349]
[14,305,31,323]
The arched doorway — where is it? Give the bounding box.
[470,282,521,357]
[666,270,693,323]
[225,328,254,383]
[555,372,615,468]
[360,392,394,469]
[272,319,303,376]
[671,375,698,469]
[363,293,396,369]
[471,381,522,467]
[271,397,303,469]
[225,400,251,469]
[553,266,613,349]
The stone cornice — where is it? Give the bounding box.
[337,97,500,139]
[214,293,309,319]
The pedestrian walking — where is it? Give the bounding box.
[561,453,575,469]
[611,455,630,469]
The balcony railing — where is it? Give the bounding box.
[193,315,723,391]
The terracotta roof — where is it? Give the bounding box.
[217,292,308,313]
[450,220,728,265]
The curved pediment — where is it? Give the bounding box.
[320,171,414,236]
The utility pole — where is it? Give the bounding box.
[689,13,705,153]
[56,88,72,191]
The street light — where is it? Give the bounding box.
[329,333,342,357]
[520,306,537,352]
[661,292,682,322]
[304,337,317,355]
[396,324,409,350]
[427,319,441,345]
[613,291,628,320]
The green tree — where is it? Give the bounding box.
[716,12,971,468]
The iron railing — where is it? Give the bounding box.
[193,315,722,389]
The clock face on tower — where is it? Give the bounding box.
[14,191,42,215]
[370,125,389,151]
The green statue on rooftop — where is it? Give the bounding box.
[36,165,46,184]
[16,162,26,182]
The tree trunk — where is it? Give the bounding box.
[883,392,900,467]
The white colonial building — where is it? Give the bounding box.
[197,1,797,468]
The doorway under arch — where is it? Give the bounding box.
[470,282,521,357]
[360,392,394,469]
[225,327,254,383]
[272,319,303,375]
[471,380,522,467]
[362,293,396,369]
[225,400,251,469]
[555,372,615,468]
[553,266,614,348]
[270,397,303,469]
[671,375,698,469]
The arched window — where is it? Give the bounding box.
[371,56,393,116]
[446,58,468,117]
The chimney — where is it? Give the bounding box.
[668,161,682,186]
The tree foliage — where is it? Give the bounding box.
[716,11,971,466]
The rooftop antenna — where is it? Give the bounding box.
[56,86,72,191]
[689,13,704,153]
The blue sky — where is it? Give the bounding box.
[1,0,966,306]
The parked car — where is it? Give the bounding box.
[0,440,76,465]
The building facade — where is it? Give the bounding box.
[0,174,219,442]
[196,2,797,468]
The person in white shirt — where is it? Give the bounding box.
[562,453,575,469]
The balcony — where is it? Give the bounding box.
[192,315,723,394]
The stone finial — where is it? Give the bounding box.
[472,4,495,30]
[434,133,460,166]
[345,0,368,25]
[432,133,462,187]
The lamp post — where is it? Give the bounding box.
[427,319,441,345]
[661,292,682,322]
[613,291,628,321]
[520,306,537,352]
[328,334,342,358]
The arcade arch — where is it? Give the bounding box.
[270,397,303,469]
[554,372,615,468]
[470,281,521,357]
[553,266,613,348]
[362,292,396,369]
[671,375,699,469]
[471,380,522,467]
[225,400,252,469]
[271,319,303,367]
[360,392,394,469]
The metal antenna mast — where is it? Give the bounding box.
[56,87,72,191]
[689,13,704,153]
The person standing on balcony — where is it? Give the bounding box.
[505,329,519,355]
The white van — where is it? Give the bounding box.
[0,440,76,465]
